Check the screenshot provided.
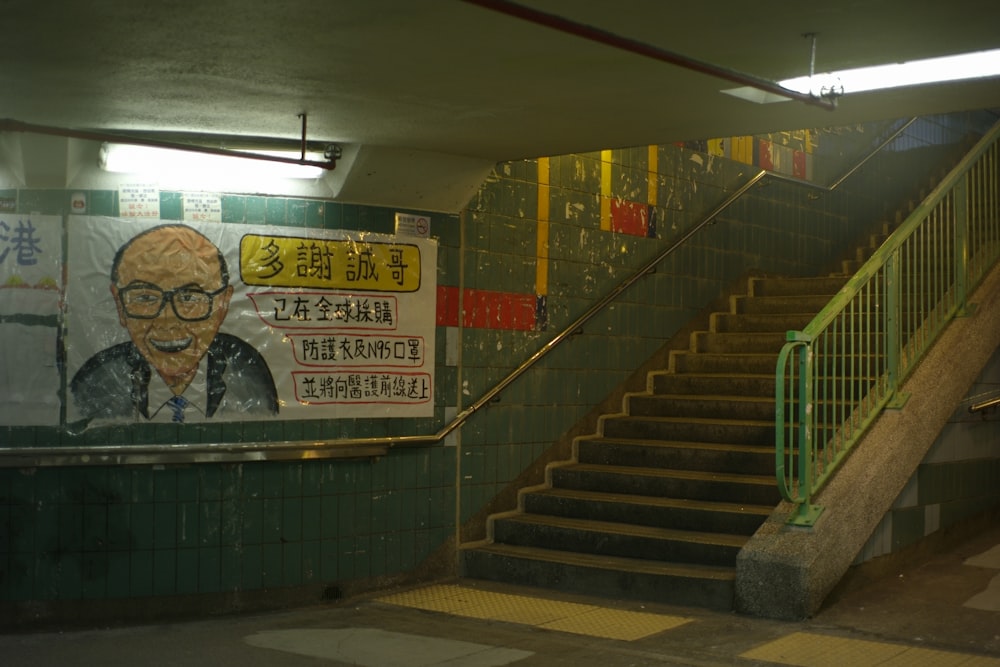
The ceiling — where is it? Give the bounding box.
[3,0,1000,211]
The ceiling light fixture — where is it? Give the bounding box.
[781,47,1000,97]
[724,44,1000,105]
[99,143,327,180]
[0,116,337,182]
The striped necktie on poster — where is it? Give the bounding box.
[167,395,188,423]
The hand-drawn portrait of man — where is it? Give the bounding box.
[71,223,278,423]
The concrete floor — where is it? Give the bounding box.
[2,521,999,667]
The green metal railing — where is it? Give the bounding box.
[776,121,1000,526]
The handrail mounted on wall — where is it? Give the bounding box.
[0,119,918,467]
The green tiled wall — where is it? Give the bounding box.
[2,110,995,617]
[0,452,456,601]
[456,111,997,524]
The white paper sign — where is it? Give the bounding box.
[118,183,161,219]
[0,214,63,425]
[64,216,437,427]
[395,212,431,238]
[183,193,222,223]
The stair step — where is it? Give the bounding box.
[671,352,777,374]
[577,437,775,475]
[627,393,776,420]
[749,275,847,297]
[461,543,735,610]
[522,486,772,535]
[692,331,787,353]
[841,259,863,274]
[602,414,774,445]
[651,373,882,399]
[652,372,776,396]
[711,312,818,333]
[493,513,746,566]
[732,294,835,314]
[551,463,781,505]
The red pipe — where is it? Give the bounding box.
[460,0,835,111]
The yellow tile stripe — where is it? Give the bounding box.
[741,631,1000,667]
[535,157,550,297]
[376,584,691,641]
[731,135,754,165]
[647,145,658,208]
[600,149,612,231]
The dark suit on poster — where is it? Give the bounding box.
[71,333,278,421]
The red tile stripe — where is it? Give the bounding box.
[610,199,649,237]
[436,286,537,330]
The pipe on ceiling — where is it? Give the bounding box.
[461,0,836,111]
[0,118,339,170]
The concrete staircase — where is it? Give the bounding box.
[461,157,972,611]
[460,206,909,609]
[461,272,854,610]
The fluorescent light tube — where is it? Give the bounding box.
[100,143,325,180]
[781,48,1000,96]
[723,47,1000,104]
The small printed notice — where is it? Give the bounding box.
[118,184,161,219]
[183,193,222,223]
[395,212,430,238]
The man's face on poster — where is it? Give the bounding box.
[111,227,234,386]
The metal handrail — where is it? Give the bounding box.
[969,395,1000,413]
[776,119,1000,525]
[0,119,918,467]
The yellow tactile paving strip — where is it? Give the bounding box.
[741,631,1000,667]
[375,584,692,641]
[377,585,1000,662]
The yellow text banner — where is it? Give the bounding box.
[240,234,421,292]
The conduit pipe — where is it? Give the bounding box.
[0,118,338,170]
[460,0,837,111]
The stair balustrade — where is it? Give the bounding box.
[462,120,959,608]
[776,120,1000,526]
